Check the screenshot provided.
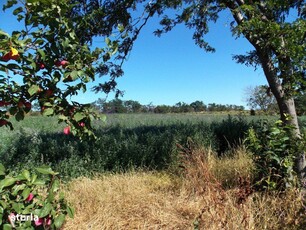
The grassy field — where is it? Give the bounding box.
[0,113,305,229]
[0,113,271,176]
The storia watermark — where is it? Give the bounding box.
[8,213,39,227]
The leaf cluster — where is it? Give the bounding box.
[245,118,306,190]
[0,164,74,229]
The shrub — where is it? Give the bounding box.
[245,119,305,190]
[0,164,74,229]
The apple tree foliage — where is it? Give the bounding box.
[0,0,134,138]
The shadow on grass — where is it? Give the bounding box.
[1,116,254,179]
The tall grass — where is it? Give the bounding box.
[63,146,305,229]
[0,114,305,179]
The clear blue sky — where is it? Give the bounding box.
[0,3,268,108]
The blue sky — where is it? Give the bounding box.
[0,3,268,107]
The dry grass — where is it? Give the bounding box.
[63,146,305,230]
[63,172,196,229]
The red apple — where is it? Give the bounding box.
[1,52,11,62]
[10,53,19,60]
[55,60,61,67]
[25,193,34,202]
[10,47,19,60]
[34,218,44,226]
[55,59,69,67]
[60,60,69,66]
[45,217,52,226]
[2,47,19,61]
[38,63,45,69]
[24,102,31,109]
[0,101,9,106]
[17,101,24,108]
[63,126,71,135]
[0,119,8,126]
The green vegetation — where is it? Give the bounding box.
[246,119,306,190]
[1,114,305,181]
[0,164,73,229]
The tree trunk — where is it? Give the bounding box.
[227,1,305,188]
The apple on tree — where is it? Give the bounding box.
[1,47,19,61]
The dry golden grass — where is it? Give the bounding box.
[62,147,305,230]
[63,172,197,229]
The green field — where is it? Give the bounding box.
[1,113,305,179]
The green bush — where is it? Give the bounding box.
[245,119,305,190]
[0,164,73,229]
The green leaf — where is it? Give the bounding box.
[105,37,111,46]
[12,184,26,196]
[51,178,60,192]
[43,102,53,107]
[58,115,68,121]
[3,224,12,230]
[118,24,125,33]
[70,70,79,81]
[0,163,5,176]
[0,200,7,209]
[22,169,31,181]
[31,174,37,184]
[0,30,9,38]
[12,202,23,213]
[37,48,46,60]
[13,6,23,15]
[100,114,106,123]
[28,85,40,96]
[9,107,18,116]
[36,166,56,175]
[74,112,85,122]
[32,179,45,185]
[15,111,25,121]
[2,0,17,11]
[54,214,66,228]
[67,205,75,218]
[47,191,55,202]
[21,187,31,200]
[39,203,52,217]
[43,108,54,116]
[0,178,16,189]
[5,63,20,70]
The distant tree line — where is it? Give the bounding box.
[91,99,245,114]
